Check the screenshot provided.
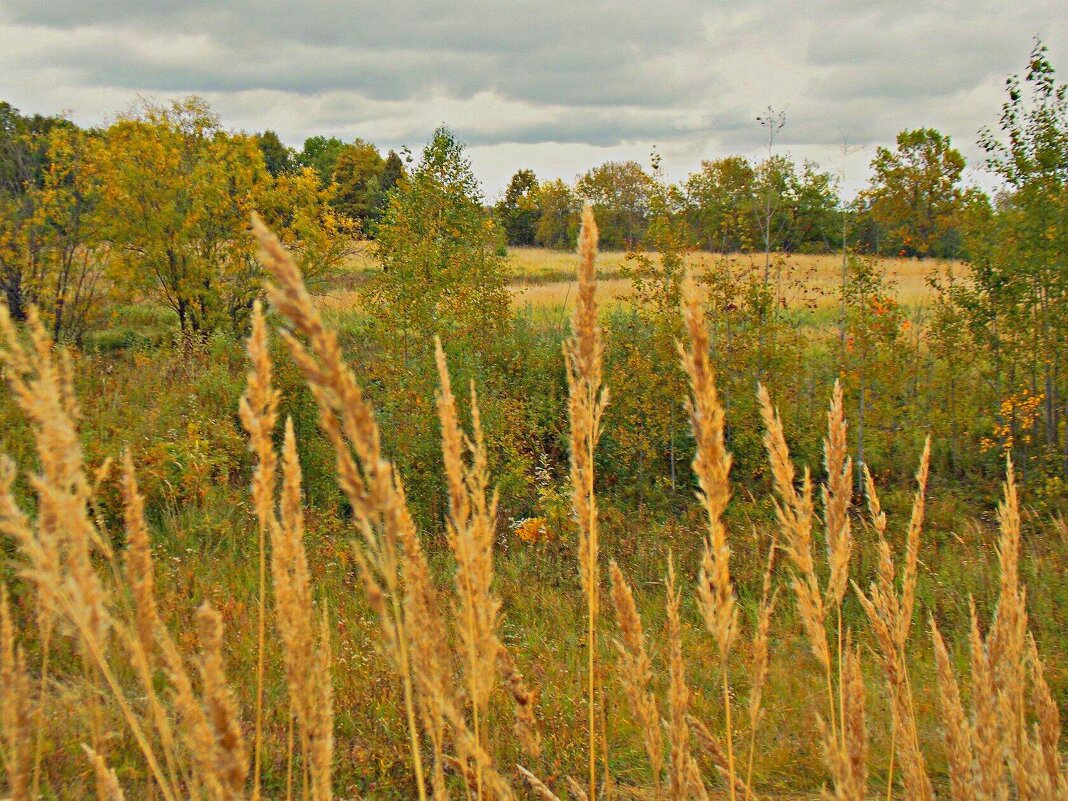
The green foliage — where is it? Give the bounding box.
[496,168,541,246]
[381,149,406,194]
[685,156,757,252]
[606,170,691,498]
[684,154,840,255]
[0,122,108,342]
[0,103,97,338]
[254,130,296,177]
[699,257,822,476]
[298,135,347,185]
[840,256,923,480]
[534,178,579,249]
[364,126,510,356]
[859,128,969,257]
[330,139,387,228]
[933,38,1068,479]
[576,161,654,249]
[96,98,268,333]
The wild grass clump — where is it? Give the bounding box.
[0,209,1064,800]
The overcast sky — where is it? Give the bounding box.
[1,1,1065,198]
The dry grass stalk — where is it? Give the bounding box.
[820,640,867,801]
[666,556,709,801]
[496,647,541,759]
[758,385,836,751]
[253,216,519,800]
[987,456,1028,792]
[196,603,248,800]
[517,765,563,801]
[680,283,739,800]
[821,382,852,765]
[118,452,181,792]
[968,601,1007,800]
[757,387,828,669]
[924,456,1068,801]
[566,774,591,801]
[609,561,663,790]
[1026,635,1066,797]
[931,620,975,801]
[681,284,737,662]
[822,380,852,610]
[1,585,32,801]
[687,715,756,800]
[121,451,157,673]
[241,302,334,801]
[0,304,108,650]
[252,214,432,800]
[744,541,778,797]
[82,744,127,801]
[238,300,279,800]
[0,305,179,801]
[435,337,504,796]
[853,440,933,801]
[565,203,608,801]
[897,440,930,654]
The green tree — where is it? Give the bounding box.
[684,156,756,252]
[96,98,268,333]
[331,139,386,227]
[576,161,653,249]
[256,165,359,286]
[789,161,841,253]
[611,158,690,492]
[534,178,579,249]
[0,105,104,339]
[298,135,347,185]
[364,126,509,356]
[254,130,296,177]
[840,257,916,489]
[861,128,968,257]
[0,102,80,321]
[942,38,1068,475]
[496,169,540,246]
[380,149,406,195]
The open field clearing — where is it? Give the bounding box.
[1,31,1066,800]
[512,250,961,310]
[325,247,961,313]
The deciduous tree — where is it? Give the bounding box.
[496,169,540,247]
[535,178,579,249]
[96,98,267,332]
[861,128,968,257]
[577,160,653,249]
[364,126,509,356]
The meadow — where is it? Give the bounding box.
[0,220,1064,800]
[1,48,1066,799]
[320,247,958,315]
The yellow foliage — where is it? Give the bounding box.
[511,516,552,544]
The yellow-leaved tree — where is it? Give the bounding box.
[96,97,266,333]
[0,108,108,342]
[255,165,360,288]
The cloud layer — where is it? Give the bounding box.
[1,0,1064,195]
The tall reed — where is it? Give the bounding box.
[0,215,1066,801]
[680,281,738,800]
[565,204,607,801]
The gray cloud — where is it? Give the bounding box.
[0,0,1064,194]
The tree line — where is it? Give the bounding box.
[0,40,1064,488]
[0,97,370,340]
[355,40,1067,493]
[0,84,999,346]
[495,126,990,258]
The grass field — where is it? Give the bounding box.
[2,227,1064,801]
[326,247,960,314]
